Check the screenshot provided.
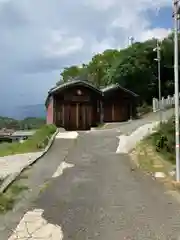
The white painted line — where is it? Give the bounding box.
[56,131,79,139]
[52,161,74,178]
[8,209,63,240]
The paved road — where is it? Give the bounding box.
[0,137,76,239]
[1,108,180,239]
[32,128,180,239]
[103,108,175,134]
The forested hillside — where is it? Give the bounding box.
[57,33,175,105]
[0,117,46,130]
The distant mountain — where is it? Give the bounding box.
[0,104,46,120]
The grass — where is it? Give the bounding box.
[129,116,180,193]
[145,117,176,165]
[132,141,172,175]
[39,181,51,194]
[137,102,152,117]
[130,117,176,186]
[0,181,29,214]
[96,123,105,128]
[0,124,57,157]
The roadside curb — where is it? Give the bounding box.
[0,128,59,193]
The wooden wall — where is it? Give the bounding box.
[53,86,102,130]
[103,89,135,122]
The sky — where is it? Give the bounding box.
[0,0,173,109]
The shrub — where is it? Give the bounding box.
[148,116,176,164]
[137,102,152,116]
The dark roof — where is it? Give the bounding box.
[49,80,102,95]
[45,81,139,107]
[101,83,139,97]
[45,80,102,107]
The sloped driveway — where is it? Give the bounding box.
[31,127,180,239]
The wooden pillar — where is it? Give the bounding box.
[100,100,104,124]
[112,103,115,121]
[62,104,65,126]
[76,103,79,129]
[130,102,132,120]
[129,99,134,120]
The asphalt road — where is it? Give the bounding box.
[33,128,180,239]
[0,137,76,239]
[1,108,180,239]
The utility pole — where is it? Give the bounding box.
[173,0,180,181]
[153,40,162,122]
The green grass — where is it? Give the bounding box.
[96,123,105,128]
[0,182,29,214]
[145,117,176,165]
[0,124,57,157]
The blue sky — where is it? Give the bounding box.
[0,0,172,110]
[149,7,172,29]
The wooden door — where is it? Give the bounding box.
[104,103,112,122]
[64,104,76,130]
[78,104,91,130]
[120,104,129,121]
[64,103,92,130]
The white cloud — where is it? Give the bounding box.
[139,27,171,41]
[83,0,116,11]
[91,38,116,54]
[44,30,84,57]
[0,0,172,109]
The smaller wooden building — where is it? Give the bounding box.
[46,80,103,131]
[102,84,139,122]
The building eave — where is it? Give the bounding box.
[101,83,139,97]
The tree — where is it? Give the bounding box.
[60,65,82,83]
[56,32,178,104]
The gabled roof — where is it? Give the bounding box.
[49,80,102,95]
[101,83,139,97]
[45,80,102,107]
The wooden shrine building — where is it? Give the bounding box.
[45,80,139,131]
[46,80,103,131]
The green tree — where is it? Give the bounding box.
[56,32,179,104]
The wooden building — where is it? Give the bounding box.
[102,84,139,122]
[46,80,103,131]
[46,80,139,130]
